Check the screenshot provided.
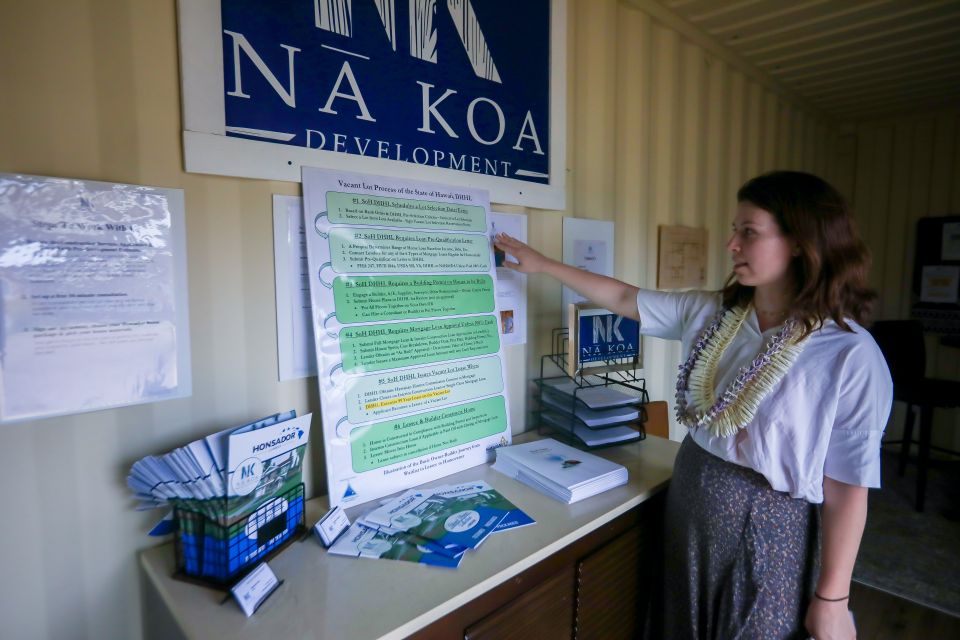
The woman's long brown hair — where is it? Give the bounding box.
[721,171,876,337]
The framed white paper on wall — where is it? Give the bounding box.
[561,217,614,326]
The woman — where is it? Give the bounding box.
[494,171,892,640]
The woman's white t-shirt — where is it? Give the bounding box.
[637,289,893,504]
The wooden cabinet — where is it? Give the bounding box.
[464,568,575,640]
[409,492,665,640]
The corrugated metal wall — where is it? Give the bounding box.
[850,109,960,449]
[530,0,838,440]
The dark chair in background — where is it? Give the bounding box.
[869,319,960,511]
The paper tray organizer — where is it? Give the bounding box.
[533,327,649,449]
[173,483,306,588]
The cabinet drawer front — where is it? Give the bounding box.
[464,568,575,640]
[575,526,650,640]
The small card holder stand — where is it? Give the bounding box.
[173,483,306,589]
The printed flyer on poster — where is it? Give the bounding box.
[303,168,511,507]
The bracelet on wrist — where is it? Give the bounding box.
[814,591,849,602]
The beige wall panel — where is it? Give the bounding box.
[776,103,793,169]
[613,5,650,290]
[572,0,617,219]
[744,82,764,178]
[761,92,779,170]
[830,133,858,202]
[881,123,916,321]
[853,128,886,291]
[852,110,960,450]
[803,115,818,175]
[646,23,683,429]
[930,113,958,214]
[953,117,960,211]
[725,71,747,210]
[789,109,805,170]
[910,119,937,217]
[0,1,841,637]
[703,55,728,289]
[678,41,705,228]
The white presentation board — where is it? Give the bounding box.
[302,167,511,507]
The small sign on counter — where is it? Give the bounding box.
[231,562,281,618]
[314,505,351,547]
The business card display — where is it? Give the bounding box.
[231,562,281,618]
[314,505,351,547]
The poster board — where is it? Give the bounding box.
[0,174,192,422]
[302,167,511,507]
[177,0,567,210]
[273,202,528,378]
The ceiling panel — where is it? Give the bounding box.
[655,0,960,121]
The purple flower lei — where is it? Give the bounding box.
[675,306,801,430]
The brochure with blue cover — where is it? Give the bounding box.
[364,482,511,551]
[432,481,535,534]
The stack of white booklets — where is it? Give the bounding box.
[492,438,628,504]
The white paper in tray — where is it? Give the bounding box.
[541,378,640,409]
[540,412,641,446]
[540,393,639,427]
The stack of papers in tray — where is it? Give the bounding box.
[327,481,534,569]
[540,411,641,446]
[539,377,642,446]
[541,392,640,427]
[492,438,628,504]
[541,377,641,409]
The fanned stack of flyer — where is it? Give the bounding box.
[126,410,311,524]
[328,481,534,568]
[492,438,628,504]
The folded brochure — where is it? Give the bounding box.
[329,481,534,568]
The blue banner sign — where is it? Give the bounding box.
[220,0,551,186]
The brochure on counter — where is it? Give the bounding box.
[492,438,628,504]
[327,481,534,568]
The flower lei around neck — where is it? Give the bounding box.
[675,305,808,437]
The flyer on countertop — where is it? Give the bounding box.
[328,521,462,568]
[363,481,519,552]
[302,168,512,508]
[432,481,535,535]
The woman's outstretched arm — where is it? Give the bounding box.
[805,476,867,640]
[494,233,640,321]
